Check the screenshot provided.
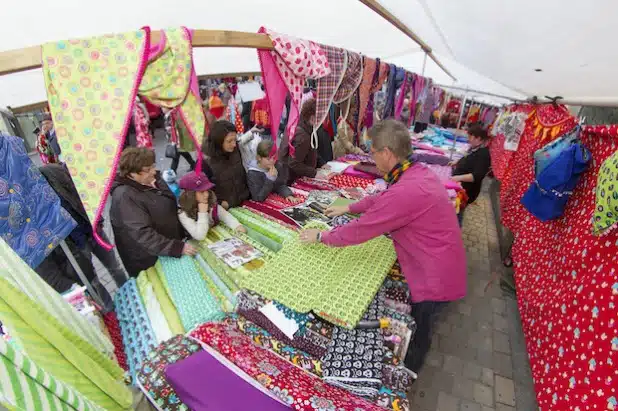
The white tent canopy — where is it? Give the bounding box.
[8,0,608,109]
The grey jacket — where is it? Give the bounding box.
[246,160,293,202]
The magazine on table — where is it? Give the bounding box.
[207,238,263,269]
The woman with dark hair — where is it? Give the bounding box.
[203,120,250,209]
[451,123,492,225]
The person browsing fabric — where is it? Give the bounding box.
[177,172,245,241]
[300,119,466,376]
[203,120,251,209]
[247,140,297,203]
[450,124,492,225]
[110,148,198,277]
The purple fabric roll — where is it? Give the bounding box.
[411,152,451,166]
[165,350,290,411]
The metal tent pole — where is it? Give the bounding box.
[59,240,105,307]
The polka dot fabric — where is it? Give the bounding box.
[42,30,148,238]
[508,123,618,410]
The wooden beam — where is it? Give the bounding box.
[358,0,456,81]
[0,30,273,76]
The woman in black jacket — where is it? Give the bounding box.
[203,120,251,209]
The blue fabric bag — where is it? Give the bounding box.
[0,135,76,268]
[521,142,591,221]
[533,126,580,176]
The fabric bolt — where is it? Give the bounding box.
[136,274,174,344]
[314,46,347,144]
[144,267,184,335]
[322,327,384,399]
[228,207,297,243]
[381,365,415,393]
[114,278,158,382]
[136,335,202,411]
[195,254,236,309]
[0,277,131,410]
[258,27,330,156]
[0,339,104,411]
[139,28,204,158]
[375,387,409,411]
[328,174,374,189]
[190,321,385,411]
[242,201,300,231]
[0,135,76,269]
[234,315,323,377]
[498,119,618,410]
[159,256,224,331]
[239,227,396,328]
[165,349,289,411]
[333,51,363,105]
[593,148,618,235]
[42,29,148,247]
[103,312,129,371]
[0,237,115,356]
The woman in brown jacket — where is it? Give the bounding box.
[203,120,251,209]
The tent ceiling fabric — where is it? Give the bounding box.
[2,0,525,108]
[379,0,618,101]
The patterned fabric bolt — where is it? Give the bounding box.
[0,135,76,269]
[239,226,396,328]
[114,278,158,382]
[159,256,224,331]
[42,29,148,245]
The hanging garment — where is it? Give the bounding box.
[133,101,153,148]
[314,46,347,147]
[190,321,385,411]
[357,57,377,132]
[363,61,389,132]
[165,349,290,411]
[42,29,149,248]
[136,335,202,411]
[114,278,158,382]
[36,131,59,164]
[0,237,115,357]
[333,51,363,105]
[533,126,580,175]
[382,65,403,119]
[239,226,396,328]
[251,97,270,128]
[0,339,104,411]
[0,277,131,410]
[593,149,618,236]
[0,135,76,269]
[394,72,410,120]
[503,111,529,151]
[257,27,330,156]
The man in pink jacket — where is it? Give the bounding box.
[301,119,466,375]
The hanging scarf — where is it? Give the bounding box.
[357,57,377,132]
[394,72,410,120]
[333,51,363,104]
[313,46,347,149]
[384,155,415,186]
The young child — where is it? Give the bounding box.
[178,172,246,241]
[247,140,297,203]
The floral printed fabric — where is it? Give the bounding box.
[499,120,618,410]
[0,135,76,269]
[593,147,618,235]
[190,321,384,411]
[136,335,202,411]
[233,315,323,377]
[240,230,396,328]
[159,256,225,332]
[42,29,148,244]
[114,278,158,382]
[322,327,384,400]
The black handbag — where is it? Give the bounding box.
[165,143,178,159]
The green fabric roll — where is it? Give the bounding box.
[145,267,185,335]
[0,277,132,410]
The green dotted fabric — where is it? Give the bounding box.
[239,226,397,328]
[593,150,618,236]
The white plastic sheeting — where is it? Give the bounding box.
[0,0,549,108]
[379,0,618,101]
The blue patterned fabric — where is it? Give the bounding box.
[160,256,225,331]
[533,126,579,176]
[114,278,157,382]
[0,135,75,268]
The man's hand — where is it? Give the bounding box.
[221,201,230,210]
[182,243,198,256]
[235,225,247,234]
[325,205,350,218]
[300,229,321,244]
[198,202,209,213]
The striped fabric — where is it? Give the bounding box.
[0,339,103,410]
[0,239,114,357]
[0,277,132,410]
